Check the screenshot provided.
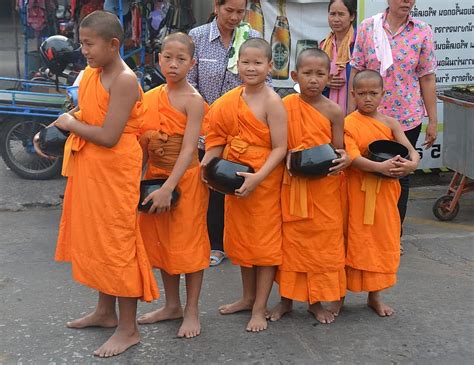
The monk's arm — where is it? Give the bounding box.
[329,106,344,149]
[347,68,360,113]
[256,94,287,180]
[387,117,419,177]
[352,156,394,177]
[201,146,224,166]
[55,73,140,148]
[162,96,205,192]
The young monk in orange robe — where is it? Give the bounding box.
[33,11,159,358]
[344,70,419,316]
[268,49,351,324]
[135,33,209,339]
[201,39,287,332]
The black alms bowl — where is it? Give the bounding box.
[289,143,340,178]
[138,179,180,212]
[367,140,409,179]
[367,140,409,162]
[38,125,70,157]
[204,157,255,195]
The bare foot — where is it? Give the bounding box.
[218,298,254,315]
[246,309,268,332]
[177,308,200,339]
[137,306,183,325]
[66,311,118,329]
[326,298,344,317]
[268,299,292,321]
[368,292,394,317]
[93,327,140,358]
[308,302,335,324]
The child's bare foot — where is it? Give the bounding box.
[137,306,183,324]
[219,298,254,315]
[268,299,293,321]
[177,307,200,339]
[66,311,118,329]
[326,298,344,317]
[93,326,140,358]
[308,302,335,324]
[246,309,268,332]
[368,292,394,317]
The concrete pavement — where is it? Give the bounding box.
[0,163,473,363]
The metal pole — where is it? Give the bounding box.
[13,0,21,78]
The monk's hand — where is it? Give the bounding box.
[327,75,345,90]
[32,131,56,160]
[54,113,75,131]
[235,172,262,197]
[389,157,416,177]
[422,121,437,149]
[377,158,397,177]
[328,149,351,175]
[144,187,172,214]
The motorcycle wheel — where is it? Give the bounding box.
[0,118,62,180]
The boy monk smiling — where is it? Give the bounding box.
[202,38,287,332]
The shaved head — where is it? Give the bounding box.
[80,10,124,44]
[295,48,330,71]
[162,32,196,57]
[239,38,272,61]
[353,69,384,89]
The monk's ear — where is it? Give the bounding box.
[380,88,386,97]
[190,57,196,69]
[328,73,333,83]
[290,70,298,83]
[267,59,274,70]
[110,37,121,52]
[158,53,163,67]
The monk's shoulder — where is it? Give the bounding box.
[383,114,400,131]
[183,89,206,115]
[317,97,343,123]
[110,70,139,98]
[344,112,360,132]
[263,87,284,108]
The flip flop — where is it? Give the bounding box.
[210,250,226,267]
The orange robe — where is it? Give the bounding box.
[56,66,159,302]
[138,85,210,275]
[205,86,284,267]
[344,111,401,292]
[276,95,346,303]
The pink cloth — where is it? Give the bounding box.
[350,10,437,131]
[328,37,348,116]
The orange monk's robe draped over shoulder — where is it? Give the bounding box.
[344,111,401,292]
[276,94,346,303]
[55,66,159,302]
[205,86,284,267]
[138,85,210,275]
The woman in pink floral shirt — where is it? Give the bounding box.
[348,0,438,246]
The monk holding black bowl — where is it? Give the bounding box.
[344,70,419,316]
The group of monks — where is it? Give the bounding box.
[33,10,420,358]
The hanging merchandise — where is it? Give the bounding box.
[103,0,130,15]
[78,0,103,20]
[26,0,48,34]
[131,3,142,46]
[153,0,194,48]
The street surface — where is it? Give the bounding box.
[1,158,473,364]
